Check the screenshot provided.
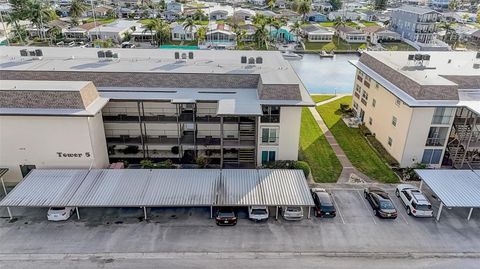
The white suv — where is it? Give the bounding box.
[248,206,269,221]
[395,184,433,217]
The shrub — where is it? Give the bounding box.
[262,160,311,178]
[359,123,372,136]
[196,155,210,168]
[140,159,174,169]
[402,163,428,181]
[340,103,350,113]
[365,135,399,167]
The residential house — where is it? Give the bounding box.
[389,6,448,51]
[167,1,184,14]
[328,10,366,21]
[362,10,378,22]
[270,26,297,42]
[238,23,256,41]
[233,9,255,21]
[471,30,480,43]
[336,26,367,43]
[371,29,401,44]
[350,51,480,169]
[88,20,139,43]
[306,11,328,22]
[118,7,135,18]
[210,9,229,20]
[203,23,236,49]
[248,0,266,5]
[170,22,197,41]
[85,5,114,18]
[64,21,103,40]
[260,10,277,18]
[301,24,334,42]
[112,0,142,7]
[275,0,287,8]
[132,26,155,42]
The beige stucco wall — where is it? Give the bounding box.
[256,106,301,165]
[0,114,109,184]
[352,69,452,168]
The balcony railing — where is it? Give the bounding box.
[425,138,445,147]
[261,115,280,123]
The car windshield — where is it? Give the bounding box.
[321,205,335,211]
[286,207,302,212]
[251,209,267,215]
[415,204,432,211]
[380,201,395,209]
[50,207,65,211]
[218,212,235,218]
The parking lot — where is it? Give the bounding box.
[0,183,479,256]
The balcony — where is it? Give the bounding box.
[260,115,280,123]
[223,139,255,148]
[106,136,142,145]
[425,138,445,147]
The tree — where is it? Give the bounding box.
[183,17,196,39]
[253,18,269,49]
[297,0,311,21]
[333,16,346,45]
[194,9,205,21]
[29,0,58,40]
[143,18,170,45]
[69,0,87,26]
[270,18,285,41]
[448,0,458,10]
[374,0,387,10]
[329,0,342,11]
[267,0,276,10]
[439,22,455,42]
[197,26,207,45]
[235,29,247,48]
[289,20,302,43]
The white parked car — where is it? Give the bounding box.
[47,207,75,221]
[281,206,304,221]
[248,206,269,221]
[395,184,433,217]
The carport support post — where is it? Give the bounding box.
[467,208,473,221]
[419,180,423,191]
[1,177,12,220]
[210,206,213,219]
[436,202,444,222]
[308,207,311,219]
[275,206,278,220]
[76,207,80,220]
[143,207,148,220]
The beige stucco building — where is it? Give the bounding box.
[0,47,313,184]
[351,51,480,169]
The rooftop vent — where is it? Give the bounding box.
[174,52,180,60]
[408,53,430,67]
[181,53,187,59]
[473,63,480,69]
[20,49,43,59]
[255,57,263,64]
[97,50,105,58]
[188,52,194,59]
[476,52,480,59]
[241,56,247,64]
[97,50,118,60]
[248,57,255,64]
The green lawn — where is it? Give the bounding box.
[360,20,379,27]
[305,37,366,51]
[316,97,398,183]
[311,94,336,103]
[382,42,416,51]
[299,108,342,183]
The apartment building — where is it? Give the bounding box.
[0,47,313,183]
[350,51,480,169]
[389,6,449,51]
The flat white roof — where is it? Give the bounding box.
[0,169,314,207]
[0,80,90,92]
[415,169,480,208]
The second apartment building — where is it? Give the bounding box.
[351,51,480,169]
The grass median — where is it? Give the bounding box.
[316,96,398,183]
[311,94,336,103]
[299,108,342,183]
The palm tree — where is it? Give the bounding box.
[267,0,275,11]
[155,19,171,45]
[439,22,455,43]
[254,22,268,50]
[183,17,196,40]
[289,20,302,43]
[69,0,87,26]
[333,16,346,45]
[252,14,266,26]
[29,0,58,40]
[197,26,207,45]
[297,0,311,21]
[194,9,205,21]
[235,29,247,48]
[270,18,285,42]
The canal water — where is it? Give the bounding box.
[289,53,359,94]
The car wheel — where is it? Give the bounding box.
[395,189,400,197]
[373,209,377,216]
[406,207,411,215]
[364,192,368,198]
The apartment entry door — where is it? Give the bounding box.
[359,109,365,122]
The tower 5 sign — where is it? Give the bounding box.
[56,152,91,158]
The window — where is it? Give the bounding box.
[261,106,280,123]
[395,98,402,106]
[372,98,376,108]
[261,128,278,144]
[425,127,449,146]
[353,101,359,110]
[354,85,361,98]
[369,117,372,125]
[392,116,397,127]
[261,150,276,164]
[375,82,379,89]
[421,149,443,164]
[361,90,368,101]
[388,137,393,146]
[431,107,455,125]
[402,191,412,201]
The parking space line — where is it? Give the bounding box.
[330,192,345,225]
[357,190,377,225]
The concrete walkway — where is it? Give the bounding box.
[309,95,372,184]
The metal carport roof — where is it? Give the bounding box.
[415,169,480,221]
[0,169,314,208]
[0,169,89,207]
[415,169,480,208]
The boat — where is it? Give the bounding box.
[281,51,303,60]
[319,50,334,58]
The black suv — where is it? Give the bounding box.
[311,188,336,217]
